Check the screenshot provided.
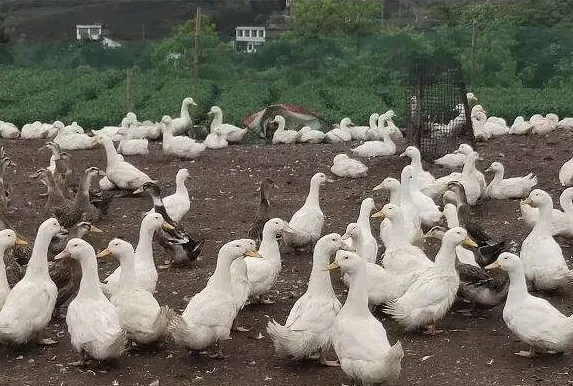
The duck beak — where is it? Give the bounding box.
[282,222,296,233]
[54,250,71,261]
[484,167,492,172]
[244,249,262,258]
[15,237,28,246]
[96,248,113,259]
[399,151,406,157]
[372,182,384,191]
[326,178,335,183]
[522,198,533,206]
[485,262,501,270]
[133,187,144,194]
[191,101,197,107]
[161,222,175,231]
[89,225,104,233]
[324,262,340,271]
[371,209,386,219]
[462,237,478,248]
[341,232,351,241]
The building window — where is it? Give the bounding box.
[252,29,257,37]
[258,30,264,38]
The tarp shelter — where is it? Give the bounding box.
[242,104,331,139]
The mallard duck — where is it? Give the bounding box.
[297,126,325,144]
[95,135,154,190]
[485,162,537,199]
[239,219,290,304]
[325,118,352,143]
[425,226,509,309]
[434,143,474,170]
[170,97,197,136]
[485,253,573,357]
[328,251,403,384]
[385,227,476,334]
[133,182,204,265]
[102,213,174,297]
[168,240,260,358]
[145,168,192,223]
[351,122,396,158]
[98,239,170,344]
[57,238,127,365]
[520,189,573,290]
[371,204,431,274]
[204,126,229,149]
[161,116,206,159]
[247,178,277,245]
[330,154,368,178]
[350,113,378,140]
[272,115,299,144]
[41,142,72,195]
[283,173,331,249]
[520,187,573,238]
[354,197,378,264]
[267,233,343,365]
[208,106,248,143]
[49,222,102,310]
[0,218,62,344]
[560,156,573,187]
[0,230,27,309]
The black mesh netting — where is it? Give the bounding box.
[406,62,475,161]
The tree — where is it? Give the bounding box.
[290,0,383,36]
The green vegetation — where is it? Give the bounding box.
[0,0,572,132]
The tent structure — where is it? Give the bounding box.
[242,104,331,139]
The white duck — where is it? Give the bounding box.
[168,240,259,358]
[20,121,51,139]
[325,118,352,143]
[364,113,383,140]
[162,116,206,159]
[442,203,479,267]
[484,116,510,137]
[226,239,257,319]
[0,218,61,344]
[330,154,368,178]
[351,122,396,158]
[208,106,248,143]
[0,121,19,139]
[434,143,474,170]
[520,187,573,238]
[485,161,537,199]
[381,110,403,140]
[372,177,401,247]
[354,197,378,264]
[59,238,126,365]
[328,251,404,384]
[407,169,443,226]
[371,204,431,274]
[267,233,343,365]
[116,123,149,156]
[297,126,325,144]
[102,213,172,297]
[385,227,476,334]
[485,253,573,357]
[0,230,27,309]
[204,126,229,149]
[144,168,191,222]
[557,117,573,130]
[53,125,97,151]
[458,151,485,205]
[509,116,533,135]
[399,146,436,194]
[530,114,558,135]
[171,97,197,136]
[559,156,573,187]
[282,173,330,249]
[395,166,423,242]
[349,113,378,140]
[520,189,573,290]
[96,135,154,190]
[272,115,299,144]
[99,239,170,344]
[232,218,289,303]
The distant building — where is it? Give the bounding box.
[234,26,266,54]
[75,24,103,41]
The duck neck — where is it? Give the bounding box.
[306,246,336,296]
[118,254,138,289]
[26,229,53,279]
[381,125,393,143]
[463,157,477,175]
[102,139,119,167]
[559,193,573,215]
[340,265,369,317]
[46,172,66,203]
[388,186,401,204]
[434,240,457,271]
[444,209,460,229]
[410,153,423,173]
[387,214,408,248]
[209,255,235,293]
[175,175,189,198]
[74,172,94,206]
[491,169,504,185]
[78,254,104,297]
[211,111,223,128]
[369,116,377,129]
[357,204,372,229]
[533,201,553,234]
[162,125,174,141]
[305,179,321,207]
[276,120,285,132]
[136,221,156,259]
[506,265,529,303]
[259,230,280,263]
[180,102,191,121]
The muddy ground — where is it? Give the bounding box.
[0,132,572,386]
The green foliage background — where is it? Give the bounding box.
[0,0,572,131]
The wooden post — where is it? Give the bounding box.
[126,67,134,113]
[193,7,201,97]
[470,18,477,89]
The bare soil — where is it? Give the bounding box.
[0,132,572,386]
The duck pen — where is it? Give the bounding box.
[406,61,475,162]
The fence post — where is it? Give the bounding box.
[126,67,134,113]
[193,7,201,97]
[470,18,477,89]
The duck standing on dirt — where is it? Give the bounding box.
[0,230,28,309]
[247,178,277,245]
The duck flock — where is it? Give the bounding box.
[0,92,572,385]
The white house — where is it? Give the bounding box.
[76,24,103,41]
[234,26,266,53]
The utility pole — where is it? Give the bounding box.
[193,7,201,97]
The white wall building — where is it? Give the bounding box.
[76,24,103,41]
[234,26,266,53]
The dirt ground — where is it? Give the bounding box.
[0,132,572,386]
